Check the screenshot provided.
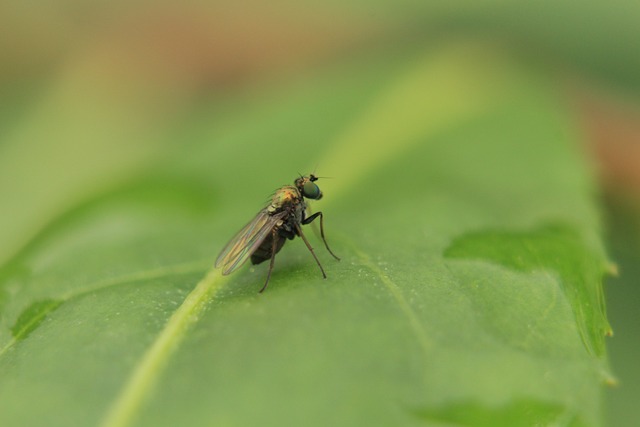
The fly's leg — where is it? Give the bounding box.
[294,222,327,279]
[259,228,279,293]
[302,211,340,261]
[305,205,322,242]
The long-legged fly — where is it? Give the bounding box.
[215,174,340,292]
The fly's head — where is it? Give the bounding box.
[295,174,322,200]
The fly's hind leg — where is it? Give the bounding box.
[302,211,340,261]
[259,228,279,293]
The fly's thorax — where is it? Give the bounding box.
[267,185,301,214]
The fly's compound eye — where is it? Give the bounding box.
[303,181,322,200]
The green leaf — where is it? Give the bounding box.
[412,398,592,427]
[0,42,611,427]
[10,299,63,342]
[444,223,611,358]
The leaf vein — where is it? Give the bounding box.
[0,261,212,359]
[349,242,432,356]
[59,260,211,300]
[98,267,229,427]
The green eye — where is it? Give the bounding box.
[303,181,322,199]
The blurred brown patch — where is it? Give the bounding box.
[119,5,380,88]
[1,3,384,93]
[577,90,640,198]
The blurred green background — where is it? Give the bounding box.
[2,1,639,426]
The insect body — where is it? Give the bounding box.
[215,174,340,292]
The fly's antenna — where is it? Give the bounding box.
[311,165,333,180]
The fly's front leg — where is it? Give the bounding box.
[302,211,340,261]
[295,222,327,279]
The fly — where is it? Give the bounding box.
[215,174,340,292]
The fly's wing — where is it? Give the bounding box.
[215,209,287,275]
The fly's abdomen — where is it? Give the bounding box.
[251,233,287,265]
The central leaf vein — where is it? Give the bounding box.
[98,268,229,427]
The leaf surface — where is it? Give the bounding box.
[0,42,611,427]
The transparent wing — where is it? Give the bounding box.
[215,210,287,275]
